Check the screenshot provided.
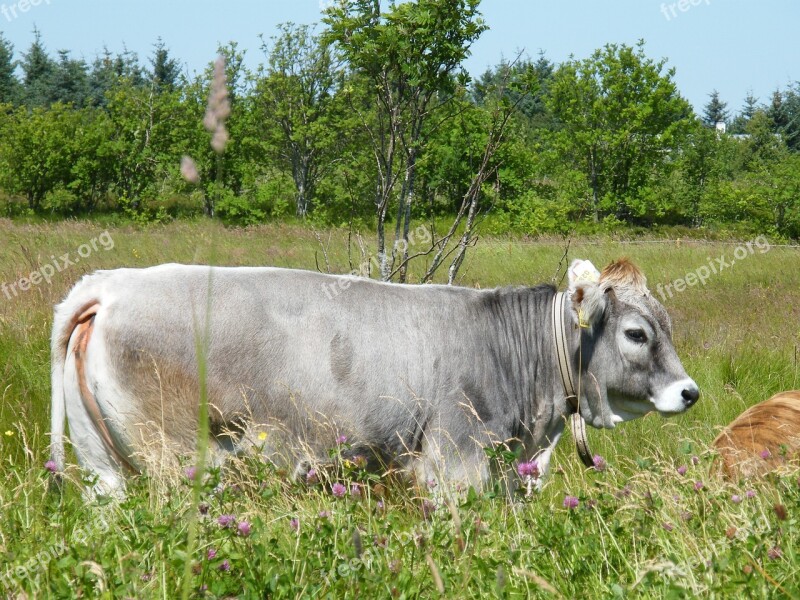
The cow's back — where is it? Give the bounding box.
[713,390,800,478]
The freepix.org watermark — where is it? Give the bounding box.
[0,511,110,590]
[1,230,115,301]
[322,225,432,300]
[660,0,710,21]
[1,0,51,22]
[655,235,770,301]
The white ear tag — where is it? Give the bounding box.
[568,260,600,329]
[569,260,600,285]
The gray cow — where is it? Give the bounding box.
[50,258,698,494]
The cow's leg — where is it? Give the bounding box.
[528,422,565,493]
[415,420,491,496]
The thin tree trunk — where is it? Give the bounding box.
[378,111,399,281]
[393,160,409,272]
[291,150,311,218]
[376,178,392,280]
[447,175,482,285]
[296,181,307,218]
[394,146,417,283]
[401,181,413,282]
[590,148,599,223]
[426,70,526,284]
[377,200,390,278]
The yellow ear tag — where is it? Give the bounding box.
[578,307,591,329]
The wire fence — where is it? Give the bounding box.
[482,238,800,249]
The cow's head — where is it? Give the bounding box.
[566,258,699,428]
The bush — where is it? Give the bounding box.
[215,189,267,226]
[159,192,205,219]
[253,175,295,219]
[502,190,573,235]
[118,194,172,225]
[0,194,33,218]
[42,187,81,215]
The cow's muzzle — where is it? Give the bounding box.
[681,382,700,408]
[652,378,700,414]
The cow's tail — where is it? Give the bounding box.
[49,273,105,473]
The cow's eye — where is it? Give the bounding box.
[625,328,647,343]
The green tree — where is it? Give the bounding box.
[324,0,486,280]
[729,91,759,135]
[19,27,56,107]
[473,53,555,130]
[717,115,798,236]
[179,44,251,218]
[88,48,144,107]
[0,33,17,104]
[672,120,740,226]
[51,50,90,107]
[702,89,729,127]
[776,83,800,151]
[253,23,340,217]
[104,76,185,206]
[0,103,80,209]
[765,153,800,236]
[547,41,693,222]
[149,38,181,93]
[425,60,541,214]
[742,109,787,171]
[767,89,788,132]
[742,91,760,121]
[67,109,118,212]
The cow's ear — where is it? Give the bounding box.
[567,259,606,328]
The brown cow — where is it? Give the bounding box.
[713,390,800,478]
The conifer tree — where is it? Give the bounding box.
[149,38,180,92]
[702,89,729,127]
[19,27,56,107]
[742,91,759,120]
[50,50,90,106]
[0,33,17,104]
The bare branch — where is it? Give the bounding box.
[312,228,332,274]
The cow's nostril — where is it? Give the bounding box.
[682,386,700,406]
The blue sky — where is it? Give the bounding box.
[1,0,797,114]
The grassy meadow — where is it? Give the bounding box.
[0,219,798,598]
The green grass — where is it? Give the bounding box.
[0,219,798,597]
